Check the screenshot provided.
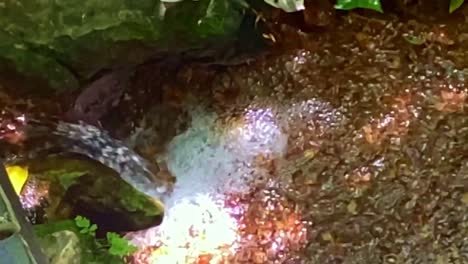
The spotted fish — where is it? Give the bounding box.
[0,110,172,202]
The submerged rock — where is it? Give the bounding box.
[13,153,165,234]
[39,230,82,264]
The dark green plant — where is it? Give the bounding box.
[263,0,304,12]
[106,232,139,257]
[450,0,465,13]
[0,0,246,91]
[73,215,138,258]
[335,0,465,13]
[335,0,383,13]
[74,215,98,237]
[266,0,465,13]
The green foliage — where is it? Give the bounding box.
[263,0,305,12]
[403,34,426,45]
[0,0,162,90]
[74,216,98,237]
[106,232,139,257]
[0,1,160,45]
[450,0,465,13]
[35,220,116,263]
[335,0,464,14]
[0,44,79,91]
[74,216,138,259]
[35,218,132,263]
[0,0,245,91]
[73,216,138,258]
[34,220,81,238]
[335,0,383,13]
[161,0,244,47]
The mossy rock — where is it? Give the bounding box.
[13,153,164,233]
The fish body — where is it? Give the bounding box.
[0,110,172,201]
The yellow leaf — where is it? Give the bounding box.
[303,149,316,159]
[347,200,358,215]
[321,231,333,242]
[462,192,468,205]
[5,165,29,195]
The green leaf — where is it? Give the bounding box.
[34,220,81,238]
[0,0,247,89]
[35,220,127,264]
[162,0,244,46]
[74,216,97,236]
[106,232,138,257]
[335,0,383,13]
[0,30,79,91]
[74,216,91,229]
[0,0,162,88]
[89,224,98,232]
[450,0,464,13]
[403,34,426,45]
[264,0,305,12]
[0,0,161,45]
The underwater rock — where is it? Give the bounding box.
[14,153,165,233]
[39,230,82,264]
